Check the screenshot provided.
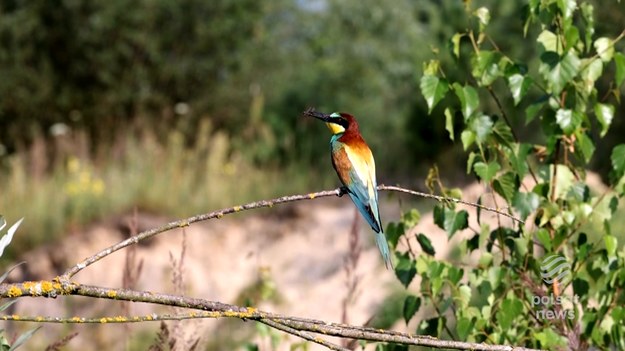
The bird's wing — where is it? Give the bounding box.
[334,143,382,232]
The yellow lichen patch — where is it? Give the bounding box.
[7,285,23,297]
[71,316,83,323]
[36,316,44,322]
[107,290,117,298]
[99,318,108,323]
[40,280,55,294]
[217,212,224,219]
[114,316,126,322]
[11,315,20,321]
[178,220,189,228]
[146,315,154,321]
[308,193,316,199]
[234,206,242,212]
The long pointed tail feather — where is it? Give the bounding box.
[375,231,393,269]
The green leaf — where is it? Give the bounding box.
[456,285,471,309]
[474,161,500,182]
[466,152,477,175]
[403,295,421,324]
[492,121,515,149]
[394,253,417,288]
[591,195,614,224]
[525,97,547,124]
[453,84,479,120]
[509,143,532,179]
[537,30,561,53]
[401,209,421,228]
[575,131,595,163]
[422,60,441,75]
[385,222,405,249]
[470,114,493,143]
[595,103,614,137]
[604,235,617,257]
[416,233,436,256]
[557,0,577,20]
[539,51,581,95]
[461,130,475,150]
[451,33,464,59]
[513,192,540,220]
[611,144,625,177]
[580,58,602,94]
[493,172,518,203]
[564,26,580,50]
[555,108,581,134]
[550,164,576,200]
[456,316,474,341]
[478,252,493,268]
[573,277,589,297]
[507,73,532,105]
[448,266,463,284]
[471,51,504,86]
[434,206,469,237]
[536,228,552,251]
[496,298,523,330]
[594,37,614,62]
[535,328,567,348]
[615,52,625,87]
[420,75,449,113]
[580,2,595,49]
[444,108,455,141]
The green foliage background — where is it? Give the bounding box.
[388,0,625,349]
[1,0,622,172]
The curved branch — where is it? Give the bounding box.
[60,185,522,281]
[0,281,541,351]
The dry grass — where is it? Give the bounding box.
[0,122,324,261]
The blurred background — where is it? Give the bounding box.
[0,0,623,348]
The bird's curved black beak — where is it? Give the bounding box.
[303,107,331,122]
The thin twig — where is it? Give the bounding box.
[60,186,523,281]
[261,318,350,351]
[377,185,523,223]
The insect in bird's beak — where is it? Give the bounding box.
[303,107,331,122]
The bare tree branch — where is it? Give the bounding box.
[0,281,541,351]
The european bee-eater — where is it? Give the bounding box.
[304,108,393,269]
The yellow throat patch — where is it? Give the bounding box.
[325,122,345,135]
